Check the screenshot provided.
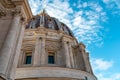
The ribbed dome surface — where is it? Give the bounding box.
[26,10,74,37]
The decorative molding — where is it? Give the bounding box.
[0,6,24,19]
[0,0,15,8]
[46,40,60,50]
[0,9,6,18]
[0,73,12,80]
[0,0,32,20]
[15,67,97,80]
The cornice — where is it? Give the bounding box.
[20,0,33,20]
[0,0,16,8]
[0,0,32,20]
[79,42,86,48]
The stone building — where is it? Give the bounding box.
[0,0,97,80]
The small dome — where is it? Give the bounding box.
[26,10,74,37]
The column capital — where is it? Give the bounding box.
[11,7,22,16]
[20,17,27,27]
[78,42,86,51]
[62,39,72,68]
[0,73,12,80]
[0,9,6,18]
[0,7,23,19]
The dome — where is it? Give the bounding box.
[26,10,74,37]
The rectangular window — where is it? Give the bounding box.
[85,76,88,80]
[48,52,55,64]
[25,52,32,64]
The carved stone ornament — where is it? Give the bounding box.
[0,8,6,18]
[11,7,22,16]
[46,41,59,50]
[0,6,23,19]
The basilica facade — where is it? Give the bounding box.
[0,0,97,80]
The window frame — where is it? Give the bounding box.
[48,51,56,65]
[22,51,33,66]
[24,52,32,64]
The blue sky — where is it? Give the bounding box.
[28,0,120,80]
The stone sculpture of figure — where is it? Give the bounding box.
[35,15,40,28]
[61,23,69,35]
[39,14,44,27]
[48,19,54,29]
[63,25,69,34]
[29,18,36,29]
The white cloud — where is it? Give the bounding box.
[96,7,102,12]
[82,2,88,8]
[90,58,120,80]
[73,16,85,27]
[115,1,120,8]
[73,3,76,7]
[77,4,82,8]
[102,0,120,10]
[96,73,120,80]
[91,58,113,71]
[103,0,109,4]
[28,0,42,15]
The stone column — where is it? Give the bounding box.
[68,43,75,68]
[85,52,93,74]
[78,43,88,71]
[9,21,26,80]
[63,41,71,68]
[0,10,21,79]
[33,38,41,66]
[40,37,46,65]
[73,51,77,69]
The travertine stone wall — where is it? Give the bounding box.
[78,43,93,74]
[0,8,22,80]
[0,17,12,50]
[18,27,95,76]
[15,67,97,80]
[0,0,32,80]
[73,46,86,71]
[9,22,26,80]
[16,78,83,80]
[18,27,94,70]
[18,28,77,68]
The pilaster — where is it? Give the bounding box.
[62,41,72,68]
[33,37,41,66]
[68,42,75,68]
[78,43,91,72]
[0,0,32,80]
[40,37,46,65]
[0,7,22,80]
[85,52,93,74]
[9,20,26,80]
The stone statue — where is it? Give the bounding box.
[64,26,69,34]
[39,15,44,27]
[62,24,69,34]
[48,19,54,29]
[29,18,36,29]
